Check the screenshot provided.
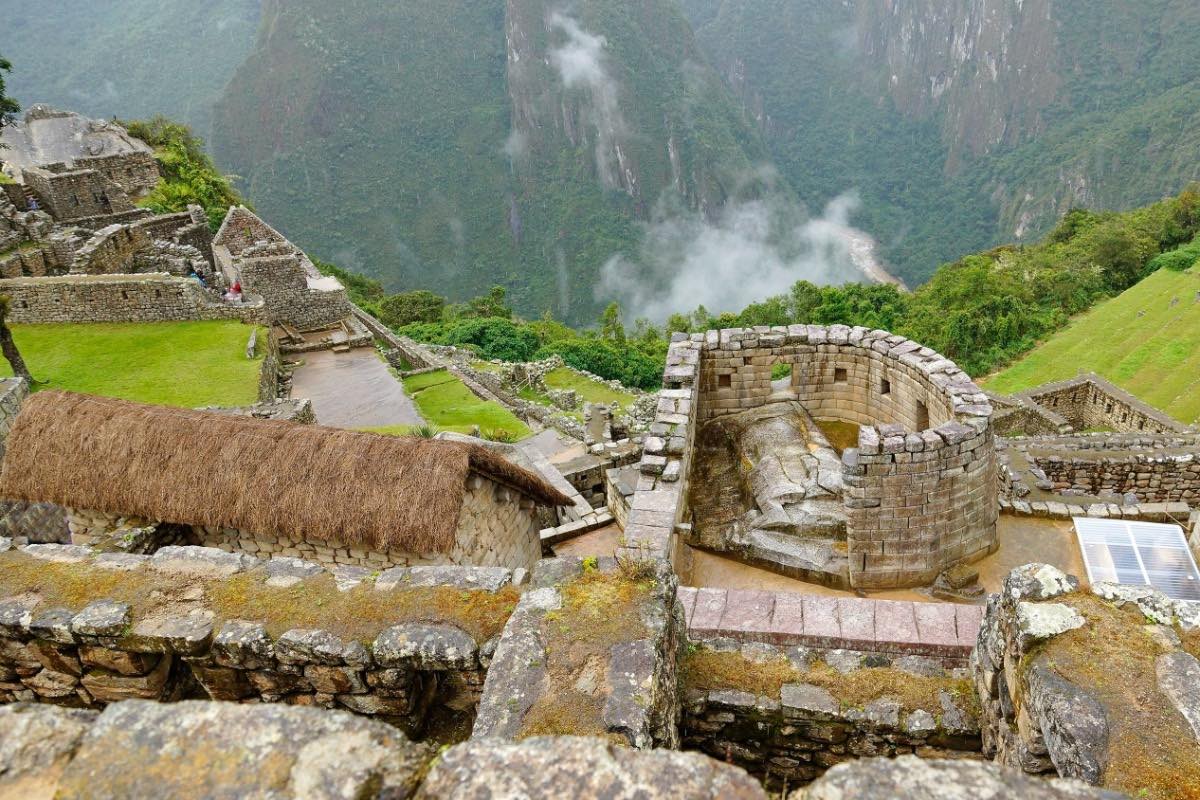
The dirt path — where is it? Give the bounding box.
[289,347,423,430]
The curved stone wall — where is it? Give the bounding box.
[690,325,997,589]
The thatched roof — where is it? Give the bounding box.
[0,392,571,553]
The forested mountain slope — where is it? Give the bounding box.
[684,0,1200,285]
[211,0,775,323]
[0,0,259,137]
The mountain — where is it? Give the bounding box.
[210,0,776,324]
[4,0,1200,317]
[0,0,260,138]
[683,0,1200,285]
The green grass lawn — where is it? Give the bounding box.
[399,369,531,440]
[0,321,266,408]
[542,366,638,408]
[984,265,1200,425]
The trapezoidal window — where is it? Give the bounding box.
[834,367,848,384]
[915,400,929,430]
[880,378,892,395]
[718,374,732,388]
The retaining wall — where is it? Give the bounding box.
[0,541,519,737]
[0,273,263,324]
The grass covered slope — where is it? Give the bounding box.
[394,370,531,441]
[0,321,265,408]
[984,264,1200,424]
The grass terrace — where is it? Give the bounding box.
[985,264,1200,424]
[399,369,531,441]
[0,321,266,408]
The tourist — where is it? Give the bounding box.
[224,281,243,304]
[188,269,207,288]
[26,196,38,211]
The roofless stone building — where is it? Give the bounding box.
[0,392,570,571]
[631,325,998,590]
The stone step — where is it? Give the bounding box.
[539,511,615,546]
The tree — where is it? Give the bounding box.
[0,297,31,383]
[0,53,20,138]
[599,302,626,343]
[465,286,512,319]
[378,290,446,328]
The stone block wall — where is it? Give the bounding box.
[474,557,683,749]
[71,223,150,274]
[22,165,134,222]
[1018,374,1191,435]
[0,541,517,736]
[0,274,263,325]
[631,326,998,589]
[213,205,289,254]
[973,564,1200,793]
[73,152,161,198]
[239,253,350,330]
[1033,452,1200,503]
[681,641,982,790]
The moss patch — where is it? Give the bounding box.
[1034,594,1200,800]
[681,647,977,718]
[0,551,519,646]
[517,568,657,742]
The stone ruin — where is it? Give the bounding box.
[627,325,999,590]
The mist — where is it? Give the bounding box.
[598,192,873,322]
[547,11,627,191]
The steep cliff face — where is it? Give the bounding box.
[687,0,1200,283]
[208,0,769,322]
[855,0,1059,170]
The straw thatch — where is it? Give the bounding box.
[0,392,571,553]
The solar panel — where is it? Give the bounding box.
[1074,517,1200,601]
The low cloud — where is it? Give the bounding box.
[547,11,627,190]
[598,192,870,322]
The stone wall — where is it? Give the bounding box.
[1016,374,1191,435]
[70,223,150,274]
[71,472,544,573]
[1032,451,1200,504]
[0,274,263,325]
[0,541,518,737]
[630,327,998,589]
[474,557,683,749]
[22,165,135,222]
[681,640,981,791]
[238,253,350,330]
[73,151,161,198]
[973,563,1200,793]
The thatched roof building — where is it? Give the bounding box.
[0,392,570,555]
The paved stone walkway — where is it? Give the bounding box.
[679,587,983,660]
[289,347,422,430]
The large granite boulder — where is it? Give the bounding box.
[416,736,766,799]
[53,700,429,799]
[0,703,97,800]
[792,756,1129,799]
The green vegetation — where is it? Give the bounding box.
[314,258,384,308]
[400,369,530,440]
[0,51,19,131]
[0,321,264,408]
[123,117,244,228]
[0,1,259,135]
[984,262,1200,424]
[206,0,772,324]
[543,367,636,408]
